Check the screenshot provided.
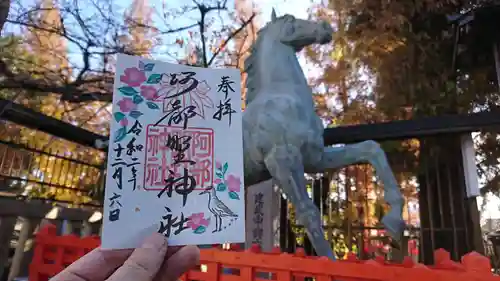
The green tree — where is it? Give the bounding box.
[304,0,423,251]
[307,0,500,226]
[342,0,500,200]
[0,0,105,205]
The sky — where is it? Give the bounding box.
[141,0,321,75]
[6,0,320,76]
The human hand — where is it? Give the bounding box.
[51,233,200,281]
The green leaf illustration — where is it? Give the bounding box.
[146,74,162,84]
[193,225,206,234]
[129,111,143,119]
[228,191,240,200]
[114,112,125,122]
[146,101,159,109]
[114,126,127,142]
[143,63,155,71]
[216,183,226,192]
[118,86,138,96]
[133,94,144,104]
[215,172,223,178]
[223,162,228,175]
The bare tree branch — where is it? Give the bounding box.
[198,3,209,67]
[0,0,258,103]
[208,13,256,66]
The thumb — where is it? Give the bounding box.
[107,233,168,281]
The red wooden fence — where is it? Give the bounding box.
[29,224,500,281]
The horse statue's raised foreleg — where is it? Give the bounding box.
[312,140,405,245]
[264,144,336,260]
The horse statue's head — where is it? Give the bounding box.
[265,8,333,51]
[244,9,333,104]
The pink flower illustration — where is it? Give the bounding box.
[195,80,211,96]
[216,161,222,170]
[120,67,146,87]
[120,118,129,126]
[214,178,222,184]
[140,85,158,100]
[189,80,214,118]
[156,77,214,119]
[117,98,137,113]
[187,212,210,230]
[226,174,241,193]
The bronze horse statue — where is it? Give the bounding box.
[242,9,405,260]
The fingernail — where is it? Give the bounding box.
[142,233,168,251]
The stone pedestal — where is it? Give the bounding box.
[245,179,280,251]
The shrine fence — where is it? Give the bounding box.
[0,108,106,281]
[30,224,498,281]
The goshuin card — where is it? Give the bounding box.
[102,54,245,249]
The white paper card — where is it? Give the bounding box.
[102,54,245,249]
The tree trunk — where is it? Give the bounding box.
[0,0,10,35]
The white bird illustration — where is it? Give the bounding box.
[199,186,238,232]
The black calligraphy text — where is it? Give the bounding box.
[252,192,264,245]
[217,75,235,100]
[111,158,140,191]
[166,134,195,165]
[126,137,144,156]
[154,99,196,129]
[109,192,122,222]
[157,207,190,237]
[127,120,143,136]
[213,98,236,126]
[161,72,199,98]
[157,168,197,207]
